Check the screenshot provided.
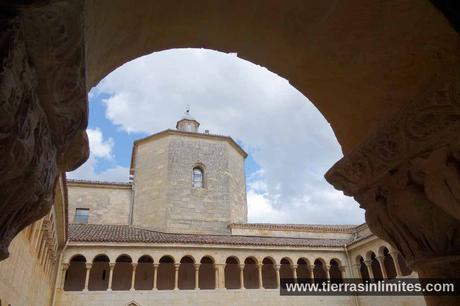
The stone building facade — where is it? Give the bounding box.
[0,114,425,306]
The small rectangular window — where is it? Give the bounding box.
[74,208,89,224]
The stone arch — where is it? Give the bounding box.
[279,257,293,286]
[157,255,175,290]
[243,257,259,289]
[329,259,342,283]
[126,302,140,306]
[178,255,195,290]
[380,247,397,279]
[64,254,86,291]
[199,256,215,290]
[262,257,277,289]
[367,251,383,281]
[135,255,154,290]
[88,254,110,291]
[224,256,240,289]
[296,258,311,283]
[112,254,133,291]
[313,258,327,283]
[356,255,370,282]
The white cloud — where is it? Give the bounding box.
[67,128,129,182]
[89,48,364,224]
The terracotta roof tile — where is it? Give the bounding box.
[69,224,352,248]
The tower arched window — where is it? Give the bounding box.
[192,167,204,188]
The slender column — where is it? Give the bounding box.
[214,265,219,289]
[130,262,137,291]
[194,263,200,290]
[153,263,159,289]
[326,265,330,280]
[257,263,263,289]
[174,263,180,290]
[239,264,245,289]
[364,260,374,280]
[389,251,403,277]
[60,263,69,289]
[339,266,346,279]
[377,256,388,279]
[275,264,280,288]
[83,263,92,291]
[217,264,225,289]
[352,264,361,279]
[309,265,315,281]
[107,263,115,291]
[291,264,298,282]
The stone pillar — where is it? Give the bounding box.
[326,265,330,280]
[275,264,281,288]
[325,79,460,306]
[194,263,200,290]
[291,264,298,282]
[389,251,403,277]
[174,263,180,290]
[61,263,69,289]
[257,263,263,289]
[364,260,374,281]
[216,264,225,289]
[377,256,388,279]
[153,263,159,289]
[352,264,361,279]
[239,264,245,289]
[309,265,315,281]
[107,263,115,291]
[130,263,137,291]
[83,263,92,291]
[214,265,219,289]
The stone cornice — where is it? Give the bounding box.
[325,80,460,196]
[67,179,132,189]
[228,223,360,233]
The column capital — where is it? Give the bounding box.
[174,263,180,270]
[364,260,373,267]
[275,264,281,271]
[62,263,70,270]
[194,263,201,270]
[291,264,298,270]
[132,262,138,268]
[153,263,160,268]
[239,263,245,270]
[109,262,116,269]
[85,262,92,270]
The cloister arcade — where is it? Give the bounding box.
[62,246,412,292]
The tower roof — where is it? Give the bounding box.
[176,107,200,131]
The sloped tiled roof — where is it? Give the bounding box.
[229,223,357,233]
[69,224,351,248]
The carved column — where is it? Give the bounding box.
[291,264,298,282]
[83,263,92,291]
[275,264,281,288]
[326,80,460,306]
[107,263,115,291]
[153,263,159,289]
[214,265,219,289]
[377,256,388,279]
[0,0,89,262]
[130,262,137,291]
[194,263,200,290]
[239,264,245,289]
[389,251,403,277]
[60,263,69,289]
[174,263,180,290]
[309,265,315,281]
[257,263,263,289]
[364,260,374,281]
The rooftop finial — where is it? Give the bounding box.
[185,104,191,115]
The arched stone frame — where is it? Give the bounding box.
[397,253,413,277]
[135,255,154,290]
[224,256,240,289]
[112,254,133,291]
[64,254,87,291]
[356,255,370,282]
[178,255,195,290]
[88,254,110,291]
[366,251,383,281]
[261,257,277,289]
[157,255,175,290]
[329,258,343,283]
[126,301,140,306]
[313,258,327,283]
[296,257,311,284]
[279,257,294,286]
[378,246,397,279]
[199,256,215,290]
[192,163,206,189]
[243,257,259,289]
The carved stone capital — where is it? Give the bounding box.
[326,81,460,294]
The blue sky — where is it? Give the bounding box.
[68,48,364,224]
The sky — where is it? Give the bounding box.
[67,48,364,225]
